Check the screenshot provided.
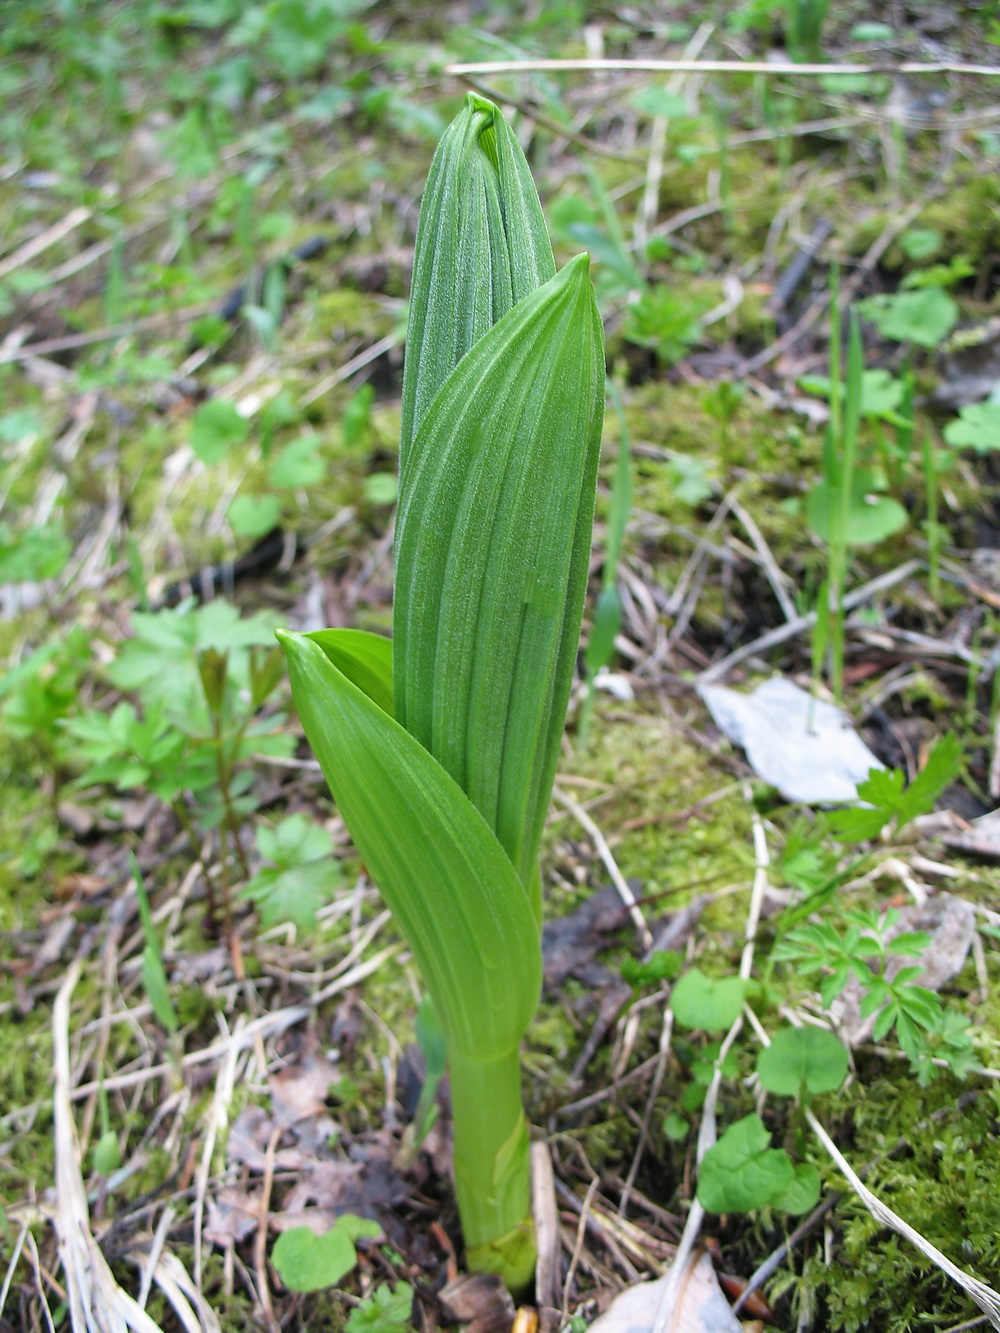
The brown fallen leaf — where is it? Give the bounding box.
[542,884,636,989]
[204,1185,260,1246]
[228,1105,307,1172]
[270,1051,339,1126]
[440,1272,516,1333]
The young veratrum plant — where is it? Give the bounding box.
[277,95,605,1291]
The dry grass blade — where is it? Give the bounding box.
[531,1141,561,1311]
[137,1250,222,1333]
[651,788,770,1333]
[446,58,1000,77]
[553,786,652,949]
[0,205,91,280]
[53,960,166,1333]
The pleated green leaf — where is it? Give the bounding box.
[393,254,605,896]
[277,629,540,1061]
[305,628,393,716]
[399,93,555,481]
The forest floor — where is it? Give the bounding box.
[3,3,1000,1331]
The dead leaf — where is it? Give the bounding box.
[587,1250,740,1333]
[204,1186,260,1247]
[281,1143,412,1218]
[270,1052,338,1126]
[699,677,882,804]
[228,1106,306,1172]
[440,1272,516,1333]
[542,885,636,989]
[279,1159,362,1212]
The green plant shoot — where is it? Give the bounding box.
[277,95,605,1291]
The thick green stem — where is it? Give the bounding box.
[449,1045,536,1293]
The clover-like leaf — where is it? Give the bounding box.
[670,968,746,1032]
[697,1113,794,1213]
[806,471,908,547]
[771,1162,821,1215]
[756,1026,849,1097]
[270,434,325,489]
[860,288,958,348]
[944,401,1000,454]
[272,1215,381,1293]
[229,494,283,538]
[191,399,249,464]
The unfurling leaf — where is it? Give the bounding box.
[394,256,604,895]
[399,93,555,477]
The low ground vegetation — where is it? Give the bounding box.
[2,3,1000,1331]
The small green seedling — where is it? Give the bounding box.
[0,627,90,757]
[623,284,704,364]
[756,1025,849,1097]
[899,228,940,261]
[346,1282,415,1333]
[64,603,295,929]
[774,903,974,1084]
[271,1214,381,1293]
[190,398,249,465]
[902,256,974,291]
[670,967,747,1032]
[91,1077,121,1179]
[808,296,908,695]
[621,949,682,989]
[826,732,961,843]
[785,0,831,61]
[241,813,343,931]
[697,1028,848,1218]
[859,287,958,349]
[944,401,1000,454]
[702,378,745,475]
[778,734,961,928]
[130,853,178,1035]
[0,522,71,583]
[698,1113,820,1215]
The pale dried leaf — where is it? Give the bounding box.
[440,1272,516,1333]
[588,1251,740,1333]
[699,677,881,804]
